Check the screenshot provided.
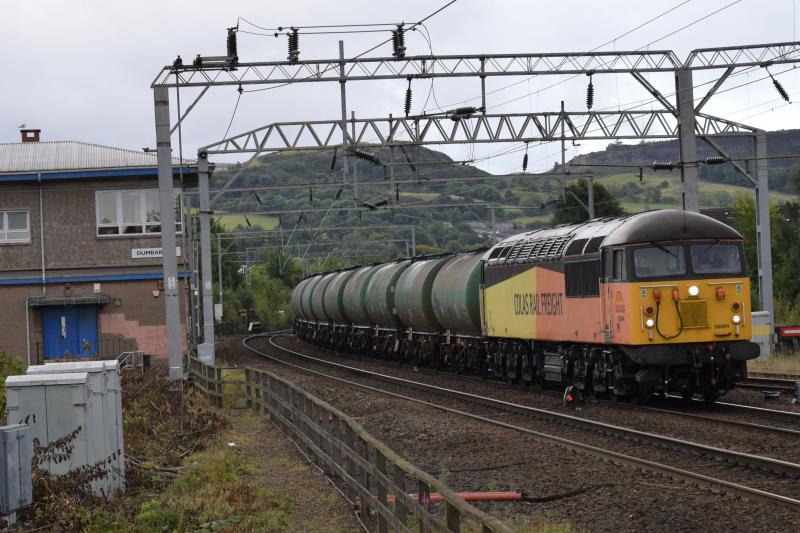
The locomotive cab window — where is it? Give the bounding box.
[633,244,685,278]
[603,249,627,281]
[690,242,742,275]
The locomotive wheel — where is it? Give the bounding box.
[703,391,719,405]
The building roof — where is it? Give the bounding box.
[0,140,192,174]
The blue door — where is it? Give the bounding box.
[41,306,99,359]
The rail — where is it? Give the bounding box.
[118,351,145,372]
[245,367,512,533]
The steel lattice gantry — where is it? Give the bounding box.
[199,111,755,154]
[152,41,800,87]
[153,41,800,373]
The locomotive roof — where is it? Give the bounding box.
[487,210,741,263]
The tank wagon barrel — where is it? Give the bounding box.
[394,256,452,332]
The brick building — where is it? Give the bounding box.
[0,129,198,366]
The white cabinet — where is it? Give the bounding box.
[24,361,125,495]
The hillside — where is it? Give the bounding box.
[206,131,799,262]
[569,129,800,193]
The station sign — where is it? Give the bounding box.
[131,247,182,259]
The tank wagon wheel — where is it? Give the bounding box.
[439,345,451,370]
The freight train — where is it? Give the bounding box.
[291,210,760,403]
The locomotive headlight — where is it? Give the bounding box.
[646,318,655,328]
[688,285,700,297]
[732,314,741,324]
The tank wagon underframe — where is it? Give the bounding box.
[291,210,760,403]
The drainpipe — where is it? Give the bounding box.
[38,173,46,295]
[24,297,31,367]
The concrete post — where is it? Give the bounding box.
[754,130,774,355]
[675,68,700,213]
[153,86,183,379]
[587,177,595,219]
[411,226,416,257]
[197,154,215,364]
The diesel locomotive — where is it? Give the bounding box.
[291,210,760,403]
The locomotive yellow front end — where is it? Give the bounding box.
[603,223,760,401]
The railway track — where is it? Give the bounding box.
[244,333,800,509]
[268,334,800,438]
[738,375,799,394]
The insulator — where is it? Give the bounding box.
[652,161,676,171]
[773,77,790,102]
[251,191,263,205]
[335,186,344,200]
[396,185,400,201]
[192,54,203,68]
[287,28,300,62]
[244,215,252,228]
[351,148,382,165]
[404,85,412,117]
[392,27,406,58]
[522,152,529,172]
[172,55,183,70]
[704,156,726,165]
[297,214,303,224]
[329,149,338,173]
[278,216,282,227]
[226,28,238,61]
[586,76,594,110]
[309,187,313,202]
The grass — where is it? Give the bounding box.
[215,212,279,231]
[96,412,294,532]
[134,438,292,531]
[595,173,798,205]
[400,191,441,200]
[747,352,800,375]
[220,368,247,408]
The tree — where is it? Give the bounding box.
[731,194,800,322]
[551,179,625,225]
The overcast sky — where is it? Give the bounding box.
[4,0,800,175]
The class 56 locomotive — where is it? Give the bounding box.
[481,209,758,403]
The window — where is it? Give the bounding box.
[633,245,685,278]
[613,249,625,280]
[96,189,182,236]
[0,210,30,243]
[565,259,601,297]
[690,243,742,275]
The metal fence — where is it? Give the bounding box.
[245,367,512,533]
[35,338,138,362]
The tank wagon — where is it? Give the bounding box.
[291,210,759,402]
